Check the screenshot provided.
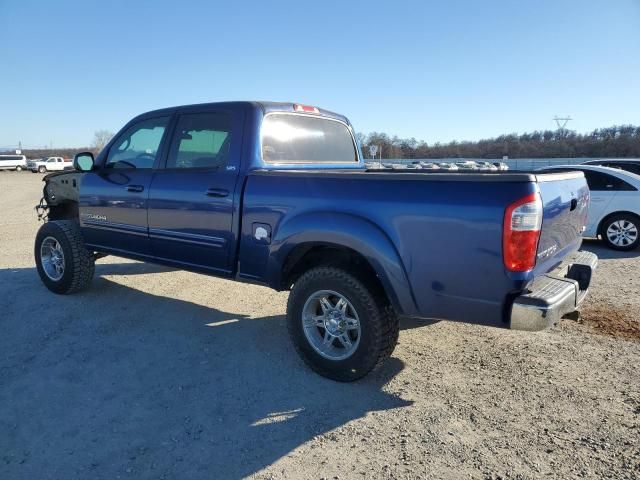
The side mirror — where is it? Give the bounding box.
[74,152,94,172]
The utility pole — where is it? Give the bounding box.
[553,116,572,131]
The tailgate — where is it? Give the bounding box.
[534,172,589,274]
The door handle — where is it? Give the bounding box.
[570,198,578,211]
[126,185,144,193]
[206,188,229,197]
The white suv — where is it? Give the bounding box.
[541,165,640,250]
[0,154,28,171]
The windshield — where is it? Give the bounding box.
[261,114,357,164]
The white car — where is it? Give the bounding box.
[437,162,459,171]
[477,161,499,171]
[28,157,73,173]
[455,161,479,170]
[0,154,28,171]
[493,162,509,171]
[418,162,441,170]
[541,165,640,250]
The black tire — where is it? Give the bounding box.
[38,166,46,173]
[600,213,640,251]
[287,266,399,382]
[35,220,95,294]
[15,165,23,172]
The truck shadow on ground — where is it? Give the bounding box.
[0,264,412,479]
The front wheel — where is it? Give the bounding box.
[38,166,47,173]
[601,213,639,251]
[287,266,399,382]
[15,165,23,172]
[35,220,95,294]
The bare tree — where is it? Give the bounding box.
[92,130,114,152]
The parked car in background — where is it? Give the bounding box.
[540,165,640,250]
[0,154,28,171]
[418,162,441,170]
[437,162,459,171]
[476,161,498,171]
[455,160,479,170]
[493,162,509,171]
[582,159,640,176]
[28,157,73,173]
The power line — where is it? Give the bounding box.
[553,116,572,130]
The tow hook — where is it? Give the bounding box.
[35,197,49,222]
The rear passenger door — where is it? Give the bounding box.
[147,108,243,275]
[582,170,617,226]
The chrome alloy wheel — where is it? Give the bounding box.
[40,236,65,281]
[606,220,638,247]
[301,290,361,361]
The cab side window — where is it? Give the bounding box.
[166,112,232,169]
[105,116,170,169]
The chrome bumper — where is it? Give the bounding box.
[510,250,598,331]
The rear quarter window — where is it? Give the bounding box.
[261,114,357,163]
[582,170,637,191]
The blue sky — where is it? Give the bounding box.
[1,0,639,148]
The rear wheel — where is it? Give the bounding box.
[601,213,639,250]
[287,266,399,382]
[35,220,95,294]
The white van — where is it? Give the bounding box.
[0,154,28,171]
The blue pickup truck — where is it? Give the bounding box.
[35,101,597,381]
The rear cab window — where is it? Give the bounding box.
[261,113,358,164]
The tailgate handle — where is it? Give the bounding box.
[126,185,144,193]
[570,198,578,211]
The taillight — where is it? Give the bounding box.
[503,193,543,272]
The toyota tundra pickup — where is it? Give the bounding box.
[34,101,597,381]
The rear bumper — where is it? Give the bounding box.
[509,250,598,331]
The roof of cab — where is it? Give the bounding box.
[132,101,351,126]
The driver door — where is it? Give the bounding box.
[80,116,171,258]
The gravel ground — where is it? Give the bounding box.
[0,172,638,480]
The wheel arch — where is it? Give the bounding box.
[47,201,79,221]
[597,210,640,236]
[267,212,418,316]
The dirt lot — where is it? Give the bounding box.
[0,172,638,480]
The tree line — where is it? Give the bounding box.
[5,125,640,160]
[357,125,640,160]
[0,131,114,159]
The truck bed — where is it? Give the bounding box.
[240,168,587,326]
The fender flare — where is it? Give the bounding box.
[266,211,418,316]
